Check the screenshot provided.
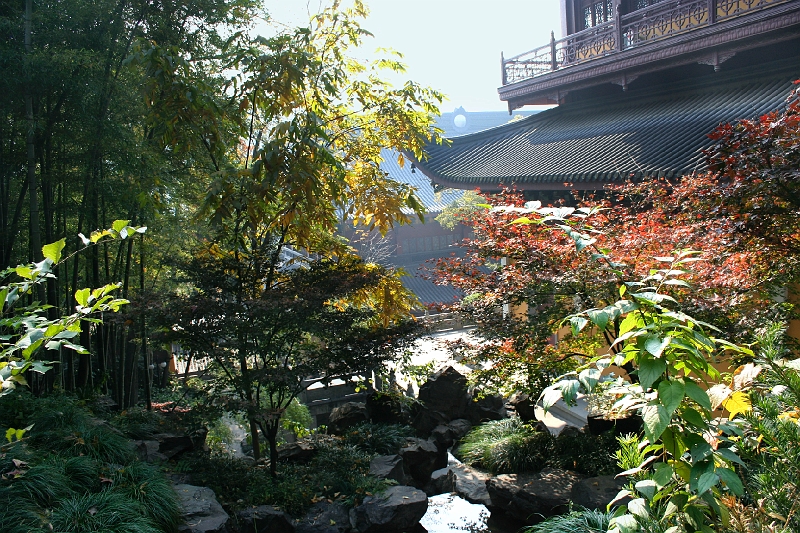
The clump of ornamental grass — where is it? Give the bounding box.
[342,422,414,455]
[456,417,552,474]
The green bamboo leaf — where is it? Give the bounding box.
[42,239,66,263]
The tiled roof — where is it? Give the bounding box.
[413,63,799,189]
[381,109,538,213]
[400,274,463,307]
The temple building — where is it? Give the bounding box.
[412,0,800,201]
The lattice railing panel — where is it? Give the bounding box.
[716,0,789,20]
[621,0,709,48]
[559,21,617,65]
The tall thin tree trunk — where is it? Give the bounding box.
[24,0,43,271]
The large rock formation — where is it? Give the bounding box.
[486,468,583,524]
[235,505,294,533]
[327,403,368,435]
[174,484,230,533]
[350,486,428,533]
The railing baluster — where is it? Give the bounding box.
[550,31,557,71]
[708,0,717,23]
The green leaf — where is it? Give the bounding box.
[644,335,671,358]
[683,381,712,410]
[628,498,649,518]
[569,316,588,336]
[715,447,745,466]
[680,407,707,428]
[618,313,639,335]
[587,309,609,331]
[653,463,673,488]
[642,403,671,442]
[716,467,743,495]
[15,266,33,280]
[696,471,718,495]
[75,288,90,307]
[634,480,657,500]
[610,513,639,533]
[638,357,666,390]
[112,220,130,233]
[690,442,713,463]
[42,239,66,263]
[658,379,685,415]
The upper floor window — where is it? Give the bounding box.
[581,0,614,29]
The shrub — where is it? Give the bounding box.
[49,491,162,533]
[108,462,182,531]
[457,418,552,474]
[523,507,612,533]
[341,422,414,455]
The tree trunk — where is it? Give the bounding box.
[249,419,261,462]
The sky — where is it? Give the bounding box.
[260,1,563,112]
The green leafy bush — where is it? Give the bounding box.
[457,418,619,476]
[341,422,414,454]
[523,507,613,533]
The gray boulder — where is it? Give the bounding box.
[134,439,168,463]
[235,505,294,533]
[174,484,230,533]
[487,468,582,524]
[451,463,492,507]
[506,392,537,422]
[430,419,472,450]
[295,502,350,533]
[154,433,196,460]
[417,367,469,421]
[369,455,406,485]
[327,402,368,435]
[410,407,450,438]
[351,486,428,533]
[277,441,316,463]
[571,475,629,510]
[424,467,456,496]
[465,393,507,424]
[399,438,447,487]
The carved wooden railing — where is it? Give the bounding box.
[502,0,792,85]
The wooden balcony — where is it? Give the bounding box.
[499,0,800,108]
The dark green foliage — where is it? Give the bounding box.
[341,422,414,454]
[109,408,166,440]
[457,418,552,474]
[739,324,800,532]
[108,462,182,531]
[183,433,396,516]
[457,418,619,476]
[0,398,181,533]
[49,491,162,533]
[523,507,612,533]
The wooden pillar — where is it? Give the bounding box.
[707,0,716,24]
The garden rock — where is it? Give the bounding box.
[451,463,492,507]
[417,367,469,421]
[134,439,168,463]
[369,455,406,484]
[486,468,582,524]
[327,402,368,435]
[424,466,456,496]
[154,432,195,459]
[277,441,316,463]
[465,393,507,424]
[410,406,450,438]
[571,475,629,510]
[506,392,536,422]
[365,390,411,425]
[351,485,428,533]
[399,438,447,487]
[296,502,350,533]
[235,505,294,533]
[174,484,230,533]
[430,418,472,449]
